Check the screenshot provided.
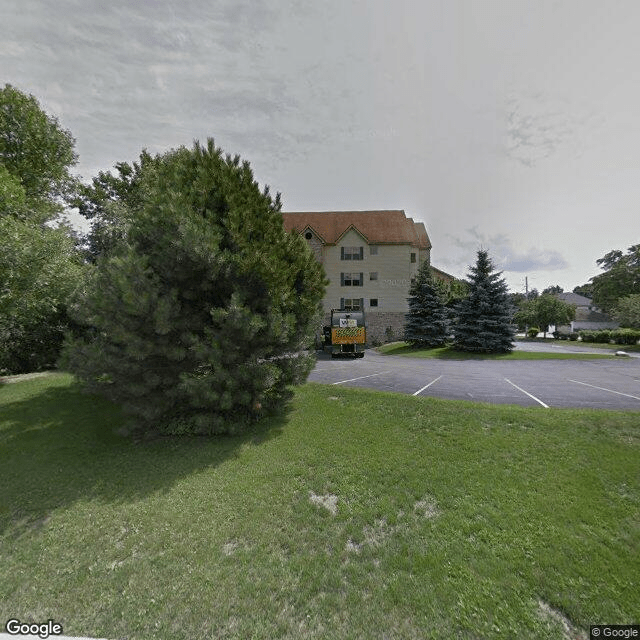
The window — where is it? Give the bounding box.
[305,231,313,240]
[370,298,378,307]
[410,252,416,263]
[370,246,378,255]
[341,272,363,286]
[341,298,363,311]
[341,246,364,260]
[369,272,378,281]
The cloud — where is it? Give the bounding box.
[444,227,569,274]
[504,93,587,167]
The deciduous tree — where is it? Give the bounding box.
[0,84,77,223]
[513,294,576,337]
[0,86,84,373]
[612,294,640,329]
[590,245,640,312]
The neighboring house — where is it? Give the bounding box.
[281,210,434,342]
[554,292,619,333]
[430,265,457,285]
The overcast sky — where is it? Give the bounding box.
[3,0,639,293]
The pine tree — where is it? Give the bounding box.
[404,261,449,347]
[453,249,515,353]
[62,139,326,437]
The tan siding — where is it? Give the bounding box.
[321,234,430,313]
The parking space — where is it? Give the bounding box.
[308,349,640,410]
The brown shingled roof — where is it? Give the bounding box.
[281,210,431,249]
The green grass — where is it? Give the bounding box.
[1,373,639,639]
[376,342,617,359]
[518,337,640,352]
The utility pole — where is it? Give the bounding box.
[524,276,529,337]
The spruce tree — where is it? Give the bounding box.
[62,139,326,436]
[404,261,449,347]
[453,249,515,353]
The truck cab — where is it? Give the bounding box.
[323,309,366,358]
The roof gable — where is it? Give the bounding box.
[335,224,368,244]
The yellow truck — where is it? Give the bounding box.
[323,309,366,358]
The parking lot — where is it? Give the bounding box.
[309,348,640,410]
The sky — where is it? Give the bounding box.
[2,0,639,293]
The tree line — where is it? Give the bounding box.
[2,84,639,434]
[1,84,326,437]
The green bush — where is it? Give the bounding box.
[579,329,613,343]
[568,332,579,341]
[527,327,540,338]
[610,328,640,345]
[594,329,613,343]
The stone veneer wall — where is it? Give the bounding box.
[319,311,406,345]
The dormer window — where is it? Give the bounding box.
[305,231,313,240]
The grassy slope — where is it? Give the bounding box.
[1,374,638,639]
[377,342,617,359]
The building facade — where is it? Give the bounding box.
[281,210,431,343]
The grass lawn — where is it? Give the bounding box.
[376,342,617,360]
[1,373,638,639]
[517,337,640,353]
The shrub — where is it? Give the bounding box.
[610,328,640,345]
[579,330,612,343]
[527,327,540,339]
[568,332,579,341]
[594,329,613,343]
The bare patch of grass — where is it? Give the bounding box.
[538,599,588,640]
[308,492,338,515]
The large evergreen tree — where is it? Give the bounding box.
[62,139,326,437]
[453,249,515,353]
[404,261,449,347]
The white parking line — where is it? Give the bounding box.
[504,378,549,408]
[413,375,443,396]
[331,372,390,385]
[567,379,640,401]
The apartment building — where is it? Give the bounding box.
[281,210,431,342]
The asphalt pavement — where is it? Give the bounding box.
[309,343,640,410]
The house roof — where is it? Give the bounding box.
[281,210,431,249]
[556,292,593,307]
[431,265,458,282]
[574,308,615,323]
